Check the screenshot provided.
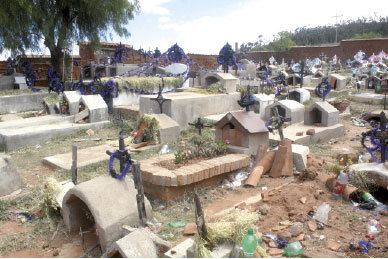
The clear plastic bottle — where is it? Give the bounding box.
[332,169,349,200]
[282,241,304,257]
[242,228,257,258]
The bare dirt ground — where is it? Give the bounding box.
[1,93,388,258]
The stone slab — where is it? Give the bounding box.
[0,154,22,197]
[0,92,49,113]
[42,144,113,170]
[269,123,345,144]
[80,95,108,123]
[0,75,15,90]
[148,113,180,144]
[165,238,194,258]
[292,144,310,171]
[348,92,388,105]
[0,114,73,130]
[63,91,81,115]
[0,120,110,151]
[62,175,152,252]
[350,162,388,188]
[204,113,227,124]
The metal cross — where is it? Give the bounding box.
[150,80,170,114]
[106,131,131,178]
[238,85,255,111]
[375,112,388,163]
[268,106,291,140]
[188,117,212,135]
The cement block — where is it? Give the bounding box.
[288,88,311,104]
[0,154,22,197]
[253,94,275,118]
[328,74,348,91]
[0,92,49,113]
[55,180,75,209]
[292,144,310,171]
[104,228,157,258]
[304,101,339,127]
[165,238,194,258]
[0,75,15,90]
[63,91,81,115]
[265,100,305,124]
[62,175,152,252]
[80,95,108,123]
[148,114,180,144]
[14,77,28,90]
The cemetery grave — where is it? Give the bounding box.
[1,42,388,259]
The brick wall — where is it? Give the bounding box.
[239,38,388,63]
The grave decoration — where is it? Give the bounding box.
[238,85,255,111]
[292,61,308,88]
[361,112,388,163]
[47,66,64,93]
[4,56,21,75]
[189,117,212,136]
[258,65,275,94]
[150,78,170,114]
[112,42,127,64]
[217,43,237,73]
[21,61,37,88]
[106,132,132,180]
[266,106,291,140]
[315,77,332,101]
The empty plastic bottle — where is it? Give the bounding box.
[332,169,349,200]
[242,228,257,258]
[282,241,304,257]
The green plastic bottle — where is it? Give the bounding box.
[282,241,304,257]
[242,228,257,258]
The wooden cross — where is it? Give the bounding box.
[375,112,388,163]
[188,117,212,135]
[268,106,291,140]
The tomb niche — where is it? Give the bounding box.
[304,102,339,127]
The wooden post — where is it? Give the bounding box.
[71,145,77,185]
[131,160,147,227]
[194,190,207,241]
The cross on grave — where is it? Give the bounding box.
[375,112,388,163]
[267,106,291,140]
[150,79,170,114]
[299,61,308,88]
[315,78,331,102]
[238,85,255,111]
[188,117,212,135]
[106,132,131,177]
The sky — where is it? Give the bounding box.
[1,0,388,60]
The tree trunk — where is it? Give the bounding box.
[49,47,64,80]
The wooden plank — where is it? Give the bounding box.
[74,108,89,123]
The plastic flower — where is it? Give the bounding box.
[225,139,231,145]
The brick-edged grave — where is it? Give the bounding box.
[140,153,250,200]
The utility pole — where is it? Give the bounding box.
[331,13,343,43]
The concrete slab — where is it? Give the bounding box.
[62,175,152,252]
[148,114,180,144]
[348,92,388,105]
[204,113,227,124]
[63,91,81,115]
[0,120,110,151]
[42,145,113,170]
[269,123,345,144]
[0,114,73,130]
[0,92,49,113]
[140,92,241,129]
[80,95,108,123]
[165,238,194,258]
[350,162,388,188]
[0,75,15,90]
[55,180,75,209]
[292,144,310,171]
[0,154,22,197]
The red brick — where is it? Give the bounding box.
[174,169,188,186]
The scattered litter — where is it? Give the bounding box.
[358,240,375,254]
[319,235,325,240]
[86,129,95,136]
[264,232,288,248]
[366,219,382,238]
[313,202,331,224]
[159,144,173,154]
[17,212,35,223]
[282,241,304,257]
[221,169,249,188]
[35,144,41,149]
[168,222,186,228]
[262,186,268,191]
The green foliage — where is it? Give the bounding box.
[41,177,61,217]
[174,135,228,164]
[0,0,139,75]
[108,76,183,93]
[205,82,226,94]
[353,32,382,39]
[136,114,160,142]
[43,93,61,105]
[267,31,296,52]
[324,162,343,175]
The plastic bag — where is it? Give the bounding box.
[313,202,331,224]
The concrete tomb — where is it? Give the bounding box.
[288,88,311,104]
[79,95,108,123]
[147,113,180,144]
[199,72,239,93]
[62,175,152,252]
[0,154,22,197]
[63,91,81,115]
[216,111,269,155]
[252,94,275,118]
[14,76,28,90]
[304,101,339,127]
[264,100,305,125]
[328,73,347,90]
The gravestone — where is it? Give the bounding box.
[63,91,81,115]
[288,88,310,104]
[14,76,28,90]
[148,113,180,144]
[0,154,22,197]
[304,102,339,127]
[79,95,108,123]
[264,100,305,124]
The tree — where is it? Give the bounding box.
[0,0,139,79]
[353,32,382,39]
[268,31,296,52]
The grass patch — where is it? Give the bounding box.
[306,143,332,156]
[0,87,47,97]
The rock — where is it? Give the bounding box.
[0,154,22,197]
[379,210,388,216]
[297,233,305,241]
[235,202,247,210]
[304,248,345,258]
[263,197,270,202]
[279,220,293,226]
[307,221,317,232]
[184,223,197,235]
[306,129,315,135]
[258,204,269,215]
[327,240,342,251]
[300,197,307,204]
[314,190,324,199]
[52,249,59,257]
[296,132,303,136]
[272,225,288,231]
[268,248,283,256]
[269,241,278,248]
[278,231,292,242]
[165,238,194,258]
[86,129,95,136]
[298,167,318,181]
